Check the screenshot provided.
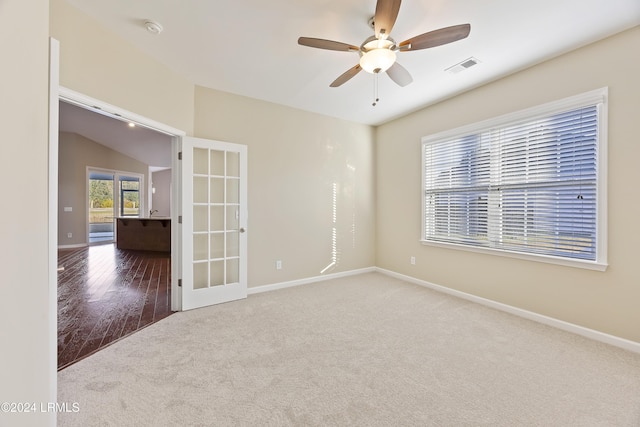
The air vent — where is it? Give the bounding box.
[445,57,480,74]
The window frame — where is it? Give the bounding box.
[119,175,142,217]
[421,88,608,271]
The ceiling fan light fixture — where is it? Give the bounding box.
[359,48,396,74]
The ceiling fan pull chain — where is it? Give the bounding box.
[372,72,380,107]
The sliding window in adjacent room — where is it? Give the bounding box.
[421,88,607,270]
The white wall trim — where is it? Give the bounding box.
[247,267,377,295]
[246,266,640,353]
[48,37,60,427]
[58,87,186,137]
[376,267,640,355]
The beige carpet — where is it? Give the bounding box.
[58,272,640,426]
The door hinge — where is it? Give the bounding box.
[178,151,182,160]
[178,215,182,224]
[178,279,182,287]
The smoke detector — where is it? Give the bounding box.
[144,20,163,35]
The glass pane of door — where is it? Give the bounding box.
[88,171,115,243]
[192,148,242,289]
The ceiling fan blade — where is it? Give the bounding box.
[298,37,359,52]
[399,24,471,51]
[330,64,362,87]
[374,0,402,39]
[386,62,413,87]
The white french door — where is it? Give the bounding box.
[181,137,248,310]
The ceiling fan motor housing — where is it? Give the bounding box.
[359,36,397,73]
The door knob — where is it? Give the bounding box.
[240,227,246,233]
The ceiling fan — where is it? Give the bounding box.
[298,0,470,88]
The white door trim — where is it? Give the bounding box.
[58,87,185,137]
[181,136,249,311]
[48,37,60,427]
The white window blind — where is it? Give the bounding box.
[422,89,607,269]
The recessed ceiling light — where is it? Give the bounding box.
[144,20,163,35]
[128,122,136,128]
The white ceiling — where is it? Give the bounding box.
[60,0,639,167]
[65,0,640,127]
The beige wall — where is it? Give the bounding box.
[49,0,195,134]
[58,132,151,246]
[50,0,377,288]
[376,26,640,342]
[195,88,376,287]
[0,0,54,425]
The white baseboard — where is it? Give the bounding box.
[58,243,88,250]
[245,266,640,354]
[376,267,640,355]
[247,267,377,295]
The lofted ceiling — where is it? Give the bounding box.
[64,0,639,126]
[59,101,173,169]
[59,0,639,168]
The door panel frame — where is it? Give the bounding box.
[180,136,248,311]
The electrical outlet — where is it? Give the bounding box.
[410,256,416,265]
[67,232,73,238]
[275,260,282,270]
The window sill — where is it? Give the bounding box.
[420,239,608,272]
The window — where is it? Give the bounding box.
[422,89,607,270]
[119,176,141,217]
[88,169,144,244]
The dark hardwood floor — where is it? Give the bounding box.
[57,244,172,370]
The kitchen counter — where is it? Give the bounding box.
[116,217,171,252]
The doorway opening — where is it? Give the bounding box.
[56,87,184,369]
